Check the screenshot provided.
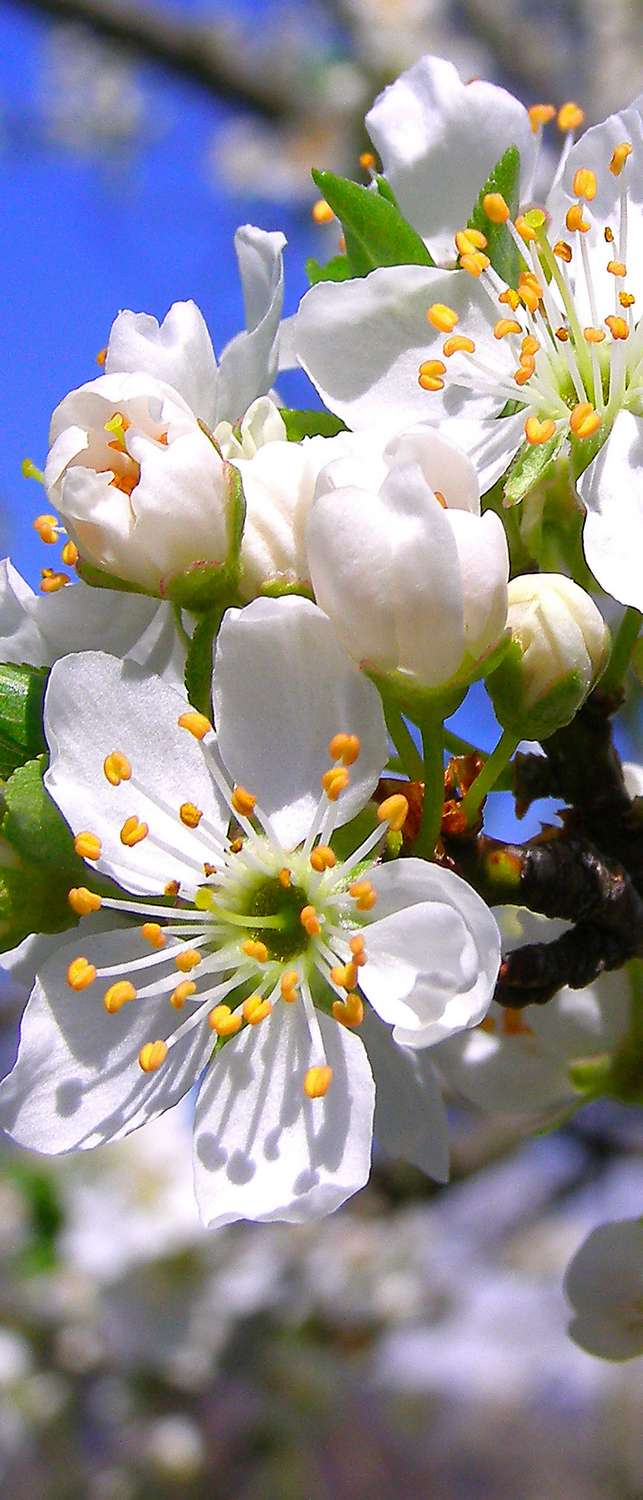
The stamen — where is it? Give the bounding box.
[278,867,292,887]
[555,326,569,341]
[566,203,589,234]
[584,326,606,343]
[40,569,70,593]
[179,802,203,829]
[242,995,272,1025]
[120,816,149,847]
[348,878,377,911]
[332,992,364,1029]
[610,142,632,176]
[605,315,629,340]
[607,260,627,278]
[557,102,584,132]
[328,733,361,765]
[619,291,636,308]
[521,335,540,358]
[208,1005,242,1036]
[231,786,257,818]
[74,832,101,861]
[569,402,601,439]
[103,751,132,786]
[459,250,490,277]
[482,193,510,223]
[426,303,459,333]
[525,415,556,445]
[572,167,597,200]
[418,360,446,391]
[304,1065,333,1099]
[443,334,476,356]
[454,228,487,255]
[104,980,136,1014]
[605,226,615,243]
[175,948,203,972]
[350,934,368,966]
[310,845,337,872]
[141,922,166,949]
[528,103,555,131]
[61,540,78,567]
[67,957,97,991]
[514,215,537,244]
[330,962,358,990]
[321,766,350,801]
[280,970,300,1003]
[377,794,409,832]
[240,938,269,962]
[178,711,213,740]
[312,198,334,224]
[170,980,196,1010]
[494,318,522,339]
[553,240,573,262]
[139,1040,168,1072]
[300,905,321,936]
[68,887,102,915]
[499,288,521,310]
[33,513,60,544]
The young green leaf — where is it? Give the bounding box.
[0,663,47,780]
[312,168,435,275]
[281,409,347,441]
[468,145,522,286]
[306,254,355,286]
[503,430,565,507]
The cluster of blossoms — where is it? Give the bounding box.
[0,56,641,1360]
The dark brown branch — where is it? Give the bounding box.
[10,0,294,119]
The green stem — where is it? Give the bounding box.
[414,718,445,858]
[601,606,641,694]
[383,701,424,780]
[460,728,520,825]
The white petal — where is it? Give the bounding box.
[565,1219,643,1360]
[44,652,227,897]
[215,226,286,423]
[105,301,220,428]
[0,928,213,1152]
[577,411,643,609]
[193,1003,374,1227]
[383,425,481,513]
[360,1009,449,1181]
[438,411,525,495]
[31,580,176,672]
[360,859,500,1045]
[0,559,46,665]
[214,595,388,848]
[366,55,535,264]
[122,428,230,589]
[295,265,506,433]
[446,508,509,663]
[48,371,196,449]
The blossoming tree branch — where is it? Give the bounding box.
[0,54,641,1360]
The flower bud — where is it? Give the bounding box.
[307,433,509,709]
[44,373,238,600]
[486,573,610,737]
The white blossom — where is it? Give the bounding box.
[565,1218,643,1359]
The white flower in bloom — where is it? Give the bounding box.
[296,87,643,607]
[565,1218,643,1360]
[436,907,631,1120]
[0,597,500,1224]
[307,427,509,692]
[45,373,236,593]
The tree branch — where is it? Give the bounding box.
[10,0,295,119]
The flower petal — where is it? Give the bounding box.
[44,652,227,897]
[577,410,643,609]
[105,301,220,428]
[214,595,388,848]
[0,558,45,665]
[193,1003,374,1227]
[565,1219,643,1360]
[295,265,506,433]
[366,54,535,264]
[215,226,287,423]
[360,1009,449,1181]
[438,411,525,496]
[360,859,500,1045]
[0,928,213,1152]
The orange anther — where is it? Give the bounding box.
[310,844,337,872]
[40,570,70,593]
[349,934,367,965]
[170,979,196,1010]
[330,962,358,990]
[605,315,629,340]
[120,816,148,847]
[553,240,573,262]
[555,326,570,341]
[619,291,635,308]
[459,250,490,276]
[565,203,589,234]
[499,288,521,310]
[494,318,522,339]
[208,1005,242,1036]
[321,766,350,801]
[572,167,597,200]
[243,995,272,1025]
[443,334,476,357]
[569,402,601,439]
[524,415,556,445]
[609,142,632,176]
[96,346,107,366]
[377,794,409,832]
[240,938,269,963]
[74,832,101,861]
[349,879,377,911]
[177,711,212,740]
[328,733,361,765]
[359,151,375,169]
[280,969,300,1002]
[164,879,180,898]
[426,303,459,333]
[104,980,136,1013]
[68,887,102,916]
[103,750,132,786]
[521,335,540,359]
[67,956,97,991]
[584,326,606,344]
[179,802,203,829]
[514,360,535,386]
[455,228,487,255]
[514,215,537,243]
[557,102,584,133]
[332,992,364,1028]
[528,103,555,131]
[604,226,615,243]
[607,260,627,277]
[304,1065,333,1098]
[482,192,510,223]
[232,786,256,818]
[141,922,165,949]
[312,198,334,224]
[61,540,79,567]
[300,905,321,936]
[175,948,202,972]
[278,867,292,888]
[33,513,59,543]
[139,1039,168,1071]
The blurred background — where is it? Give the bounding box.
[0,1,641,1494]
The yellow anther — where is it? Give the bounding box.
[359,151,376,169]
[330,962,358,991]
[177,710,212,740]
[278,866,292,888]
[310,844,337,872]
[103,750,132,786]
[164,879,180,898]
[459,250,490,277]
[349,933,368,966]
[349,879,377,911]
[141,922,165,949]
[517,285,541,314]
[553,239,573,262]
[139,1039,168,1072]
[555,326,570,341]
[619,291,636,308]
[231,785,256,818]
[557,102,584,133]
[521,335,540,359]
[482,192,510,223]
[605,314,629,340]
[280,969,300,1003]
[584,326,606,344]
[175,948,202,972]
[243,995,272,1025]
[312,198,334,224]
[33,513,59,543]
[609,142,632,176]
[40,569,70,593]
[418,359,446,391]
[454,228,487,255]
[433,490,447,508]
[528,103,555,131]
[332,992,364,1029]
[228,838,243,854]
[494,318,522,340]
[572,167,597,201]
[514,214,536,243]
[377,793,409,832]
[104,980,136,1014]
[304,1065,333,1099]
[300,904,321,936]
[74,831,101,861]
[241,938,269,963]
[203,862,216,877]
[120,815,149,847]
[565,203,589,234]
[170,979,196,1010]
[569,402,601,440]
[61,540,79,567]
[607,260,627,278]
[419,371,445,392]
[442,334,476,357]
[179,801,203,829]
[321,765,350,801]
[524,415,556,445]
[499,287,521,310]
[96,346,107,366]
[604,226,615,243]
[426,303,459,333]
[67,956,97,991]
[513,361,535,386]
[68,886,102,916]
[328,732,361,765]
[208,1005,242,1036]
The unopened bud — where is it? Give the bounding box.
[486,574,610,737]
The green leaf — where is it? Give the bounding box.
[503,431,565,507]
[281,408,347,441]
[0,756,99,948]
[0,663,47,780]
[374,174,398,207]
[2,756,84,874]
[306,254,354,286]
[469,145,522,286]
[312,168,435,275]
